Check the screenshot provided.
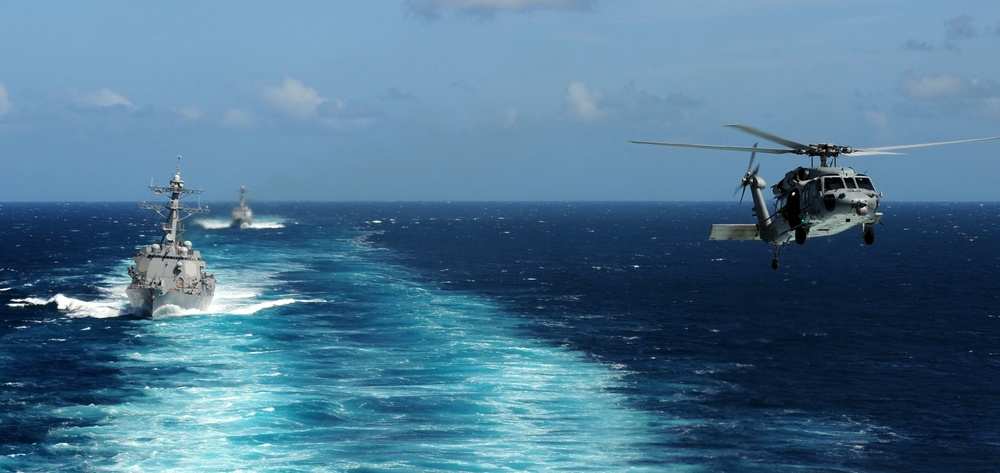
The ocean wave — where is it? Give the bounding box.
[8,294,130,318]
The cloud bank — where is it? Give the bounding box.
[408,0,595,19]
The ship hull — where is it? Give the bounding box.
[230,217,251,229]
[230,204,252,228]
[127,286,214,316]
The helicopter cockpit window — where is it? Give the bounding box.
[824,177,845,192]
[855,177,876,191]
[844,178,858,189]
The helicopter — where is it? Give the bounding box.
[631,125,1000,269]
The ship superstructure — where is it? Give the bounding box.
[126,157,216,315]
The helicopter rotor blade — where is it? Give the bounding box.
[726,124,809,151]
[632,125,1000,165]
[853,136,1000,154]
[844,150,904,157]
[629,141,793,155]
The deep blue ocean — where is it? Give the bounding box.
[1,201,998,472]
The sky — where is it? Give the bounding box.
[2,0,1000,202]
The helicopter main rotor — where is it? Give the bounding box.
[631,124,1000,167]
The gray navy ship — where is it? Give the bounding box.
[127,158,216,316]
[230,185,253,228]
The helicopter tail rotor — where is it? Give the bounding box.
[736,144,760,209]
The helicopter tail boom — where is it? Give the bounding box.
[709,224,759,241]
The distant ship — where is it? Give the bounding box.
[126,158,216,316]
[230,185,253,228]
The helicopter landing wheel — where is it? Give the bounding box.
[771,246,781,270]
[795,226,807,245]
[863,225,875,245]
[771,258,779,270]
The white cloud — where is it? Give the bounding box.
[262,78,326,120]
[222,108,257,129]
[566,81,603,121]
[899,72,996,100]
[0,83,12,117]
[408,0,594,19]
[899,72,1000,120]
[899,73,964,100]
[260,77,378,132]
[977,97,1000,120]
[73,87,136,110]
[315,99,379,132]
[565,81,702,124]
[171,105,203,122]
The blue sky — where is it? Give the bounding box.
[2,0,999,201]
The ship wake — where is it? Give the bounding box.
[9,293,324,319]
[195,218,286,230]
[8,294,130,319]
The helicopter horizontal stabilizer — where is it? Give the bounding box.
[709,224,759,241]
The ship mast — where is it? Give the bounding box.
[140,156,210,246]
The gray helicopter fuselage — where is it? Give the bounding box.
[773,166,882,239]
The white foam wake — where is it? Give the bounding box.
[8,294,129,318]
[194,218,286,230]
[120,297,322,319]
[9,293,323,319]
[224,298,326,315]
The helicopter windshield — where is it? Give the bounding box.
[823,177,846,192]
[855,177,876,191]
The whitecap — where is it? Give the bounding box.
[9,294,127,318]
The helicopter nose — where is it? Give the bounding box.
[855,201,870,216]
